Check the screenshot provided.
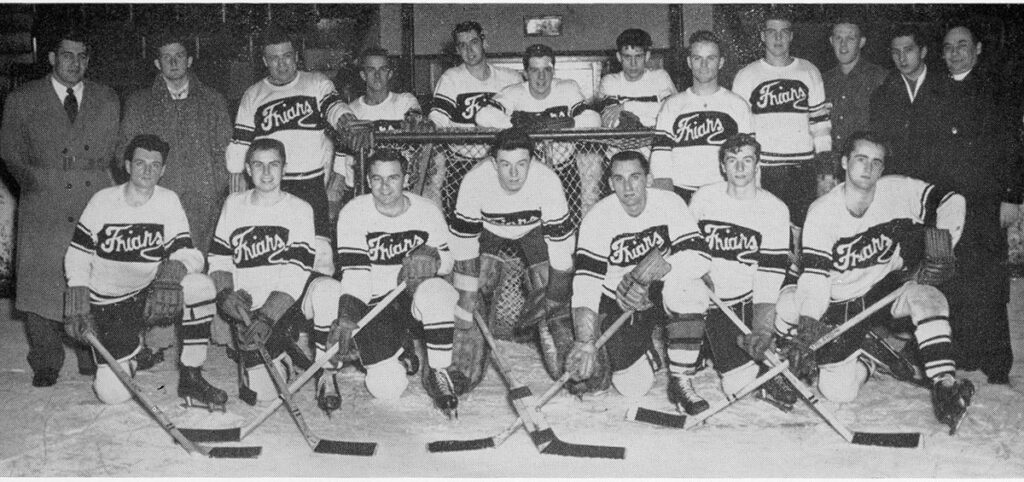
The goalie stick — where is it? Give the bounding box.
[428,311,632,457]
[179,283,405,454]
[710,291,921,448]
[84,332,261,459]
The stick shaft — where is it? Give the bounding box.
[257,343,319,449]
[809,284,907,351]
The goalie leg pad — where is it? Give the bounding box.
[180,273,217,368]
[94,356,134,404]
[365,356,409,400]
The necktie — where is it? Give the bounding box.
[64,87,78,123]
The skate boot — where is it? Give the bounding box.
[861,331,928,388]
[931,376,974,435]
[398,340,420,376]
[136,346,165,371]
[317,369,342,418]
[757,374,799,412]
[178,365,228,412]
[424,367,459,419]
[668,374,709,415]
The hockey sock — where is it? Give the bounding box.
[913,315,955,381]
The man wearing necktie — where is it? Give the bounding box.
[0,27,120,388]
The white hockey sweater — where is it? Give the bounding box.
[477,79,590,129]
[597,69,677,127]
[428,63,522,128]
[348,92,421,131]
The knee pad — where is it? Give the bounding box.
[246,355,287,402]
[412,278,458,323]
[720,361,759,398]
[774,284,799,337]
[364,358,409,400]
[818,354,869,403]
[94,359,134,405]
[313,237,336,277]
[180,273,216,305]
[302,276,342,325]
[612,355,655,399]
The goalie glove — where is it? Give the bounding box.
[63,285,95,344]
[511,111,575,132]
[615,249,672,312]
[449,258,487,394]
[784,315,830,380]
[328,294,366,364]
[913,227,956,286]
[738,302,778,362]
[398,244,441,294]
[144,260,187,325]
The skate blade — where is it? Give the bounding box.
[181,397,227,413]
[756,390,795,413]
[948,407,969,436]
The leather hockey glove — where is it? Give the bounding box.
[615,249,672,312]
[328,294,367,364]
[738,302,778,362]
[216,288,252,323]
[784,315,831,380]
[449,258,487,394]
[566,306,599,380]
[64,285,96,344]
[913,227,956,286]
[238,291,294,351]
[398,244,441,294]
[615,110,645,131]
[400,109,434,132]
[144,260,187,325]
[338,115,375,152]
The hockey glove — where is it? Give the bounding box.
[329,294,366,364]
[238,310,275,352]
[738,302,778,362]
[338,115,375,152]
[913,227,956,286]
[63,285,95,344]
[216,288,252,323]
[784,315,830,380]
[566,306,599,380]
[616,110,645,131]
[399,244,441,294]
[401,109,434,132]
[144,260,187,325]
[600,103,624,128]
[615,249,672,312]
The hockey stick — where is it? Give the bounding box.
[428,309,634,453]
[84,332,261,458]
[179,283,403,450]
[710,292,921,448]
[230,322,258,406]
[808,284,908,352]
[470,311,625,458]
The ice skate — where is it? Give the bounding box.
[424,367,459,419]
[861,331,928,388]
[668,374,709,415]
[178,365,227,412]
[756,374,799,412]
[316,369,342,418]
[931,376,974,435]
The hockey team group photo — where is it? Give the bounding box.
[0,2,1021,478]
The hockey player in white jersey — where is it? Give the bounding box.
[566,151,713,415]
[597,28,677,129]
[346,47,426,132]
[732,11,831,242]
[209,138,344,409]
[225,26,351,276]
[429,21,523,219]
[331,149,459,417]
[448,128,576,394]
[689,134,798,410]
[651,31,754,203]
[63,135,227,409]
[779,131,973,434]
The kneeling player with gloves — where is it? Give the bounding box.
[330,149,460,417]
[64,135,227,408]
[567,151,713,415]
[780,131,973,433]
[209,138,341,405]
[448,128,576,395]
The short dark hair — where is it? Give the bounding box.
[831,17,866,38]
[360,46,390,67]
[50,27,91,55]
[718,133,761,165]
[492,127,534,156]
[688,30,720,50]
[259,24,294,51]
[616,28,652,51]
[367,148,408,175]
[150,32,193,60]
[246,138,287,165]
[891,24,926,49]
[609,150,649,174]
[763,6,794,28]
[841,130,889,160]
[523,44,556,70]
[453,21,484,42]
[124,134,170,163]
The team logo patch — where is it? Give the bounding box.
[608,225,670,266]
[670,112,739,146]
[366,230,429,264]
[749,79,809,114]
[831,220,912,272]
[255,95,323,135]
[480,209,542,227]
[230,226,291,268]
[456,92,499,123]
[372,120,404,132]
[699,220,761,264]
[97,223,164,262]
[609,94,659,103]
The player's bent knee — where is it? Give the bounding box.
[364,359,409,400]
[612,356,655,399]
[180,273,216,304]
[313,238,336,277]
[818,356,868,403]
[94,360,133,404]
[902,284,948,317]
[303,276,342,320]
[720,362,759,398]
[662,277,709,315]
[412,278,457,322]
[774,285,799,337]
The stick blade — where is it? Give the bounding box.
[427,437,496,452]
[628,406,688,428]
[239,387,258,406]
[207,446,262,458]
[179,427,242,443]
[314,440,377,456]
[541,436,626,459]
[851,431,921,448]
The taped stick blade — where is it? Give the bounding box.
[629,406,688,428]
[178,427,242,443]
[207,446,262,458]
[427,437,496,452]
[314,440,377,456]
[851,431,921,448]
[541,436,626,459]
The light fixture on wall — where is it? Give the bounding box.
[524,15,562,37]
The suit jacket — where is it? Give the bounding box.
[868,68,941,179]
[0,76,120,320]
